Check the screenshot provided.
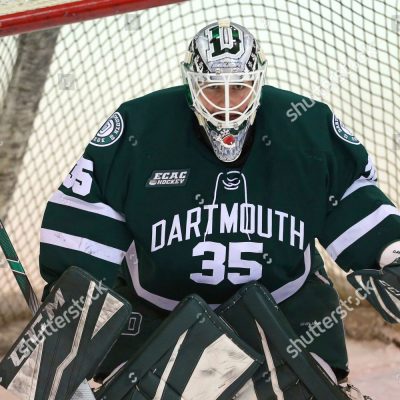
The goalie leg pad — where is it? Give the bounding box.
[0,266,132,400]
[94,294,264,400]
[217,282,350,400]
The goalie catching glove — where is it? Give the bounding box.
[347,240,400,324]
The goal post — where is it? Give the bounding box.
[0,0,398,348]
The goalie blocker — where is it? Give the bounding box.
[347,240,400,324]
[0,267,132,400]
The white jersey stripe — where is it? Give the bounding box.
[271,244,311,303]
[49,190,126,222]
[40,228,125,265]
[341,176,377,200]
[368,168,377,181]
[326,204,400,261]
[363,155,378,181]
[365,155,373,173]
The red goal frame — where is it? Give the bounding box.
[0,0,184,37]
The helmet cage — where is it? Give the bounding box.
[184,69,265,130]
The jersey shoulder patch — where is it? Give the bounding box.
[90,111,124,147]
[332,114,360,145]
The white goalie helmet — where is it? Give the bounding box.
[182,19,267,162]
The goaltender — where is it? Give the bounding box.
[38,20,399,399]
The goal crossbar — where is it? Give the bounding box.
[0,0,184,37]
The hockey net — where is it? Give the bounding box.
[0,0,399,344]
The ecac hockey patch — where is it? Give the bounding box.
[146,169,190,187]
[332,115,360,145]
[91,112,124,147]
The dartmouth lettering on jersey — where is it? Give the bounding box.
[151,202,304,252]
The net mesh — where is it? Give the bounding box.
[0,0,399,334]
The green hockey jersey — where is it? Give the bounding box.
[40,85,400,310]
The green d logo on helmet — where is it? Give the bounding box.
[207,25,243,59]
[181,19,267,163]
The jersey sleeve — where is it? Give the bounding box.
[317,109,400,272]
[39,106,133,299]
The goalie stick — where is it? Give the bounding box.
[0,220,41,314]
[0,219,95,400]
